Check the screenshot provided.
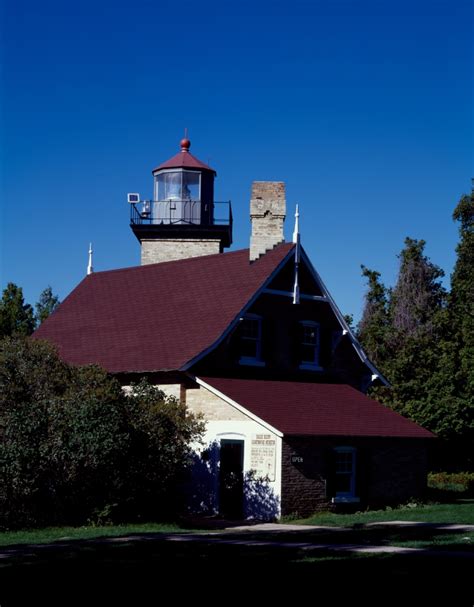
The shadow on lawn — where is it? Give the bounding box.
[0,523,473,605]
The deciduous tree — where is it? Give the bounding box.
[0,337,203,529]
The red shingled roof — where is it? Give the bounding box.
[199,377,434,438]
[33,244,294,373]
[153,150,215,174]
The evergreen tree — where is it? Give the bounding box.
[357,266,390,367]
[35,286,60,326]
[390,237,446,338]
[358,211,474,469]
[449,190,474,396]
[0,283,35,338]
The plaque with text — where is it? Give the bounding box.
[250,433,276,481]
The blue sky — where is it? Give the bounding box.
[1,0,472,322]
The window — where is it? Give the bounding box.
[299,321,322,370]
[155,170,201,202]
[153,170,201,225]
[239,314,264,366]
[332,446,358,503]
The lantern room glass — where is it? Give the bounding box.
[153,170,201,225]
[155,170,201,202]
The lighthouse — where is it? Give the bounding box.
[129,138,233,265]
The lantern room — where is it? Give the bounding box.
[150,138,216,225]
[129,138,232,265]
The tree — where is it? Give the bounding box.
[35,286,60,326]
[358,214,474,469]
[390,237,447,338]
[0,337,204,529]
[449,190,474,397]
[0,283,35,338]
[357,266,390,367]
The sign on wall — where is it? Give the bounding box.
[250,433,276,481]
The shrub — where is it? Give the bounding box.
[428,472,474,494]
[0,337,204,529]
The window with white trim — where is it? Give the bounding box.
[333,446,358,502]
[298,321,322,370]
[239,314,264,366]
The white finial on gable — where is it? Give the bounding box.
[87,243,94,275]
[292,205,300,304]
[292,204,300,244]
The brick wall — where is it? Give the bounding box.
[281,439,328,516]
[250,181,286,262]
[281,437,429,517]
[141,239,221,265]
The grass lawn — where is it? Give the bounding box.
[1,529,473,605]
[0,522,188,547]
[293,500,474,526]
[1,502,473,605]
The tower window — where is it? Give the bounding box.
[239,314,265,366]
[298,321,322,371]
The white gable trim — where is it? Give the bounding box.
[193,376,284,438]
[262,288,328,302]
[300,247,390,387]
[181,246,296,371]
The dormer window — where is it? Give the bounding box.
[239,314,264,366]
[299,321,322,371]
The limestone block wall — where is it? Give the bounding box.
[185,385,248,421]
[141,239,221,265]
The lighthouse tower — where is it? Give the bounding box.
[129,138,233,265]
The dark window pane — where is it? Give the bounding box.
[336,452,353,472]
[303,326,317,344]
[300,344,316,363]
[241,339,258,359]
[242,319,259,339]
[335,473,352,493]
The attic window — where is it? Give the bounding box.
[239,314,265,367]
[299,321,322,371]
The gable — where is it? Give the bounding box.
[190,246,387,388]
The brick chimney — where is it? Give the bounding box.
[250,181,286,261]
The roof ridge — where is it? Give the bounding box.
[86,242,294,277]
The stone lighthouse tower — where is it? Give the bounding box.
[129,138,233,265]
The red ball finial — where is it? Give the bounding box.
[180,138,191,151]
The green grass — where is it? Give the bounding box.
[392,530,474,550]
[1,530,473,605]
[2,502,474,549]
[291,501,474,527]
[1,505,474,605]
[0,522,187,547]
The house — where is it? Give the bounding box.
[34,138,434,518]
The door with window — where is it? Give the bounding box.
[219,439,244,519]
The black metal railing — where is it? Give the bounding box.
[130,200,232,227]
